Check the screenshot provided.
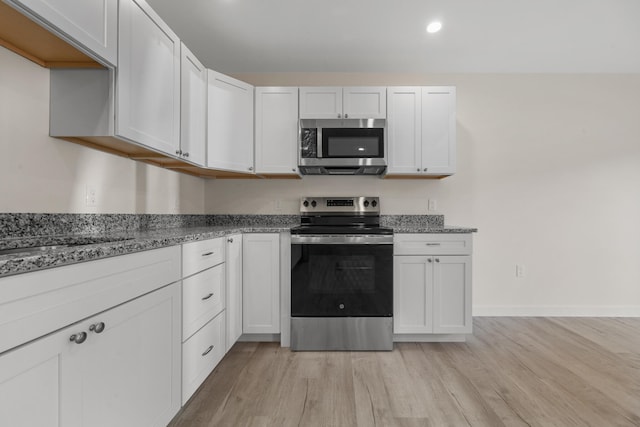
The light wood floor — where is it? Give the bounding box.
[169,318,640,427]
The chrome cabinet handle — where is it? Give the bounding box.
[227,237,233,243]
[202,345,214,356]
[202,251,214,256]
[426,243,441,246]
[89,322,105,334]
[202,293,214,300]
[69,332,87,344]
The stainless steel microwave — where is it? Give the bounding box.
[298,119,387,175]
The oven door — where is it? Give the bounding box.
[291,234,393,317]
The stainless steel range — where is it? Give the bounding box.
[290,196,393,351]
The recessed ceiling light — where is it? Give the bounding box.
[426,21,442,34]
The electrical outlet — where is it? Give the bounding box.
[85,185,98,207]
[516,264,525,278]
[428,199,437,211]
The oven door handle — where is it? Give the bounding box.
[290,234,393,245]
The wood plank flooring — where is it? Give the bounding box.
[168,318,640,427]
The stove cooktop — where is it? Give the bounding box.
[290,225,393,235]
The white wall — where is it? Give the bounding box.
[0,47,205,214]
[205,72,640,316]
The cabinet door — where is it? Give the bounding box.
[0,327,67,427]
[299,87,342,119]
[433,256,472,334]
[207,71,255,173]
[226,234,243,351]
[63,283,181,427]
[180,43,206,166]
[116,0,181,155]
[421,87,456,175]
[243,233,280,334]
[393,256,433,334]
[343,87,386,119]
[254,87,299,174]
[6,0,118,66]
[387,87,422,174]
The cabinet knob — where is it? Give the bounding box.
[345,113,348,118]
[227,237,234,243]
[202,293,214,301]
[337,113,341,118]
[69,332,87,344]
[89,322,105,334]
[428,258,433,263]
[184,152,189,158]
[416,168,421,172]
[202,345,214,356]
[435,258,440,263]
[248,166,253,171]
[423,168,428,172]
[175,150,182,155]
[292,168,296,172]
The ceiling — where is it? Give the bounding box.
[146,0,640,74]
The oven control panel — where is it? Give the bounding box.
[299,196,380,214]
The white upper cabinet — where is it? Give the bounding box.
[116,0,181,156]
[422,87,456,175]
[299,87,342,119]
[387,86,456,176]
[254,87,299,174]
[6,0,118,66]
[179,43,206,167]
[207,70,255,173]
[343,87,387,119]
[387,87,422,174]
[299,87,386,119]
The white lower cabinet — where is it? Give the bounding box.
[182,311,226,405]
[243,233,280,334]
[0,282,182,427]
[394,234,473,338]
[225,234,243,351]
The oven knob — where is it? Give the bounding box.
[371,200,378,208]
[364,200,370,208]
[311,200,317,208]
[303,200,309,207]
[339,303,345,310]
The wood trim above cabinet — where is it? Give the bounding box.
[0,2,102,69]
[59,136,260,179]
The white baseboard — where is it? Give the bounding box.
[239,333,281,342]
[473,305,640,317]
[394,334,467,342]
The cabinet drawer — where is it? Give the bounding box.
[182,238,224,277]
[182,311,226,404]
[394,234,472,256]
[183,264,226,340]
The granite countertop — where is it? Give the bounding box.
[0,224,294,278]
[392,225,478,233]
[0,213,477,278]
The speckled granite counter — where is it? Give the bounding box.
[0,213,476,278]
